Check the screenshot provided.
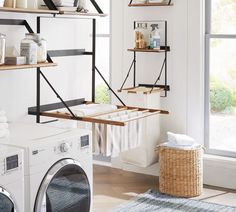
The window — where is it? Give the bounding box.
[89,0,111,104]
[205,0,236,157]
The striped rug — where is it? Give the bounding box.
[112,190,236,212]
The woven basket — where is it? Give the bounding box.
[157,145,203,198]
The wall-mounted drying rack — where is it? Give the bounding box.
[27,15,169,125]
[119,20,170,97]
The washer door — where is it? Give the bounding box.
[0,187,16,212]
[34,159,91,212]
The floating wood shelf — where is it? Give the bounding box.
[0,7,59,14]
[0,62,57,71]
[128,48,167,53]
[128,3,173,7]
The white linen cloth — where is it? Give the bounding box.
[162,132,201,150]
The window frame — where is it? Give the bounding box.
[205,0,236,158]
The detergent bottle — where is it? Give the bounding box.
[150,24,161,50]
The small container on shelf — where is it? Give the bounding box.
[135,22,149,49]
[3,0,16,7]
[20,33,38,65]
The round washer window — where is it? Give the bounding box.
[35,160,91,212]
[0,189,15,212]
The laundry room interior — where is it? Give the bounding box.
[1,0,236,211]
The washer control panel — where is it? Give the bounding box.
[54,141,72,155]
[60,143,70,153]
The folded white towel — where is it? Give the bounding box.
[167,132,195,146]
[0,129,10,138]
[0,116,7,123]
[0,123,9,130]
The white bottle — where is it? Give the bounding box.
[150,24,161,50]
[16,0,27,8]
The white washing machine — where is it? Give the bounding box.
[0,123,92,212]
[0,144,24,212]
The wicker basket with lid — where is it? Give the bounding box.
[157,144,203,198]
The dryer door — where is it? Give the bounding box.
[34,159,91,212]
[0,187,16,212]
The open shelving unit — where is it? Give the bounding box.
[0,0,169,126]
[120,20,170,97]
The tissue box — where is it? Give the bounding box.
[5,57,26,65]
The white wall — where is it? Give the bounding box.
[0,13,93,122]
[111,0,204,143]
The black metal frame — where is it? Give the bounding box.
[129,0,172,5]
[120,20,170,97]
[43,0,104,14]
[33,16,125,123]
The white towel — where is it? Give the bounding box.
[0,129,10,138]
[167,132,195,146]
[0,116,7,123]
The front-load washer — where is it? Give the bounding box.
[0,123,92,212]
[0,144,24,212]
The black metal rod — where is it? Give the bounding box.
[36,68,41,123]
[133,52,136,87]
[164,21,168,97]
[92,19,96,102]
[120,59,135,91]
[168,0,172,5]
[48,49,86,57]
[36,17,40,123]
[90,0,104,14]
[39,71,77,119]
[129,0,133,4]
[95,67,126,106]
[151,58,166,93]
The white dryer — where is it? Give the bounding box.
[0,123,92,212]
[0,144,24,212]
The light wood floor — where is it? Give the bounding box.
[93,165,236,212]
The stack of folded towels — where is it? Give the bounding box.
[163,132,200,149]
[0,110,9,139]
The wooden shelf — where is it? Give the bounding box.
[128,48,167,53]
[0,7,59,14]
[0,62,57,71]
[128,3,173,7]
[118,86,163,94]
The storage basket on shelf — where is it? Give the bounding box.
[157,145,204,198]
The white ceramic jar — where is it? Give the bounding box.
[16,0,27,8]
[20,34,38,65]
[33,34,47,63]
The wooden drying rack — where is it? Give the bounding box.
[28,99,169,126]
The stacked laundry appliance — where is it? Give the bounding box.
[0,122,92,212]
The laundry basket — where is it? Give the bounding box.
[157,145,203,198]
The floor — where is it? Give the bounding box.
[93,165,236,212]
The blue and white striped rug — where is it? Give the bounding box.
[112,190,236,212]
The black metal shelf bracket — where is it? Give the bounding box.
[43,0,104,14]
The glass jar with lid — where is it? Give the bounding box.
[20,33,38,65]
[32,34,47,63]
